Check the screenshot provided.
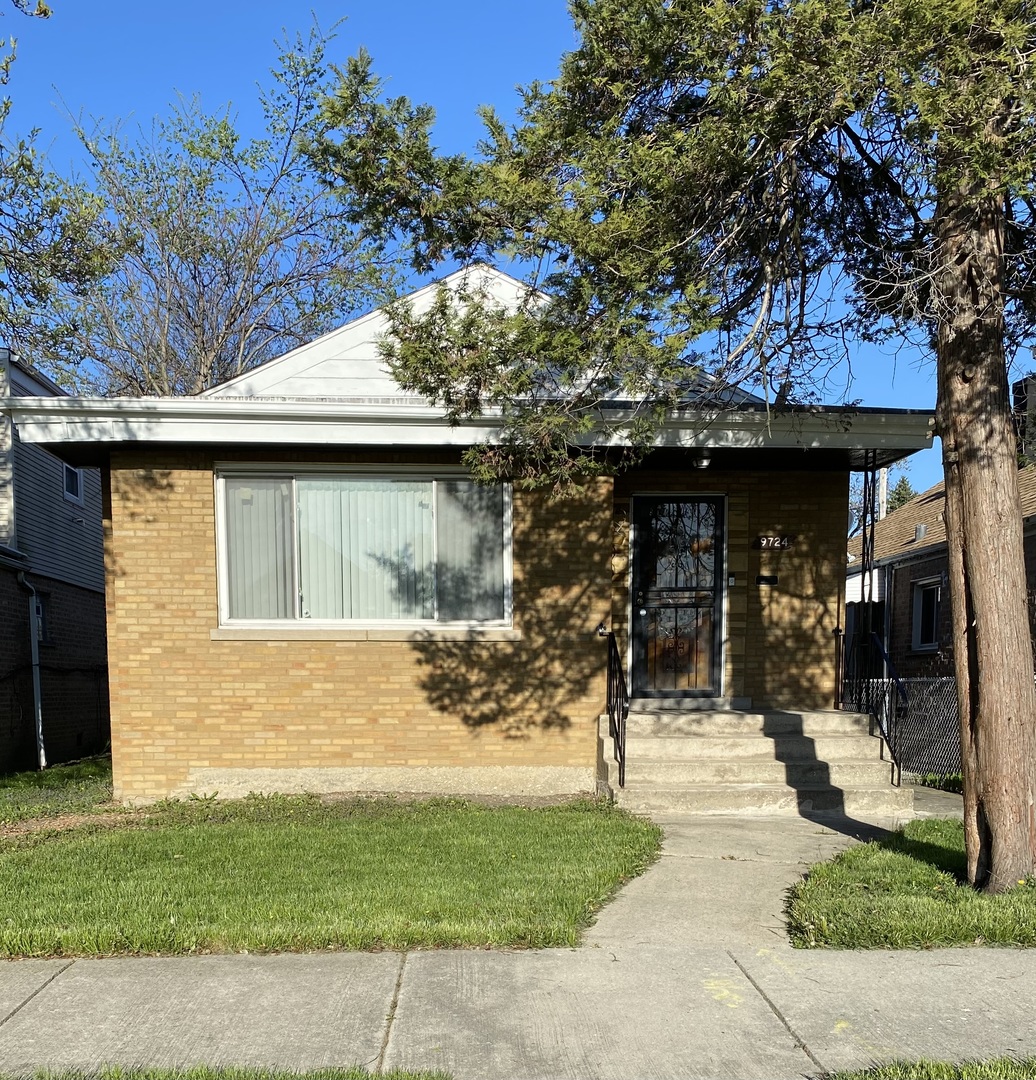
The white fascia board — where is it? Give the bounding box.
[4,396,499,447]
[4,395,936,454]
[656,408,936,453]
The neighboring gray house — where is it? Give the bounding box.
[1,350,108,771]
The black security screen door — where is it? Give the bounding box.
[631,497,724,696]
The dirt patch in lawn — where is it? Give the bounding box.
[0,809,129,841]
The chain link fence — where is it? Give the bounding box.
[843,676,961,778]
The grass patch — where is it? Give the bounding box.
[4,1069,448,1080]
[787,817,1036,948]
[0,756,113,824]
[914,772,964,794]
[0,794,660,957]
[828,1058,1036,1079]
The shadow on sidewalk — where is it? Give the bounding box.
[761,711,896,844]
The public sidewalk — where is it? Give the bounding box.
[4,793,1031,1080]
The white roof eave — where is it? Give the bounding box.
[3,395,936,455]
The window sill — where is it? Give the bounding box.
[210,626,521,642]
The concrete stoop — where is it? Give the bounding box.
[598,705,912,816]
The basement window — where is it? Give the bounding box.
[216,469,512,628]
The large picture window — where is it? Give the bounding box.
[219,471,510,625]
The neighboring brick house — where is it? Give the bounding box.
[0,350,109,772]
[4,267,934,803]
[846,466,1036,680]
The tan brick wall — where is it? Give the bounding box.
[613,467,848,709]
[105,450,611,801]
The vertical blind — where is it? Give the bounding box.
[224,478,293,620]
[298,478,435,620]
[436,480,505,621]
[224,474,506,622]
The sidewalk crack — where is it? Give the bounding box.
[0,960,75,1029]
[727,951,827,1075]
[375,952,408,1072]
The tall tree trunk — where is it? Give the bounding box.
[936,190,1036,893]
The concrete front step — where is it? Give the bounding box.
[627,696,753,712]
[613,782,914,816]
[624,709,875,737]
[623,732,885,762]
[599,706,906,816]
[607,757,895,788]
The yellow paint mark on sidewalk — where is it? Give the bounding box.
[754,946,797,975]
[704,976,744,1009]
[832,1018,894,1058]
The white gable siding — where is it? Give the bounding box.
[205,265,530,401]
[218,339,414,401]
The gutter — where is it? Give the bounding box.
[0,544,28,572]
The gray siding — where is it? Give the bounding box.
[0,411,12,551]
[11,436,104,593]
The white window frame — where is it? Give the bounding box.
[214,464,513,631]
[911,576,941,652]
[63,463,84,506]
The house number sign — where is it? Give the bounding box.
[757,535,794,549]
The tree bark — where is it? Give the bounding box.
[936,190,1036,892]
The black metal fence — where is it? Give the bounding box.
[842,675,961,778]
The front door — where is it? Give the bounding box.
[631,496,724,697]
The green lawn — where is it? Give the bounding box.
[0,794,660,957]
[0,756,113,824]
[829,1059,1036,1079]
[787,818,1036,948]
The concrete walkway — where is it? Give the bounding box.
[4,792,1032,1080]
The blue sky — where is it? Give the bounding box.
[5,0,943,488]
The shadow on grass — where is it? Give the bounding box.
[873,818,968,881]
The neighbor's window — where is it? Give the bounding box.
[63,463,83,505]
[219,472,510,625]
[911,578,941,651]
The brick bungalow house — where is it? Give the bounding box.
[3,267,934,807]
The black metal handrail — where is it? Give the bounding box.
[841,630,909,784]
[606,631,629,788]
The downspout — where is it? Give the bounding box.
[16,572,47,769]
[882,564,894,681]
